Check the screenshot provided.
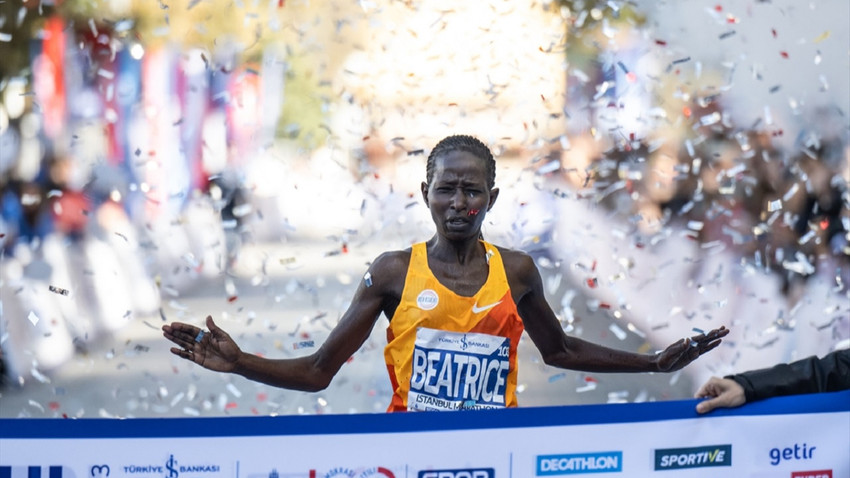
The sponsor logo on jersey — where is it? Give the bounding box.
[408,328,510,411]
[416,289,439,310]
[471,301,501,314]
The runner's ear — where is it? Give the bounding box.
[421,181,430,207]
[487,188,499,211]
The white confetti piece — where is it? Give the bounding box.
[609,323,627,340]
[576,381,597,393]
[607,391,629,403]
[31,368,51,384]
[226,383,242,398]
[232,203,253,217]
[687,220,704,231]
[28,400,45,413]
[767,199,782,212]
[626,323,646,338]
[782,183,799,202]
[668,370,681,386]
[798,230,816,245]
[27,311,40,326]
[170,392,185,407]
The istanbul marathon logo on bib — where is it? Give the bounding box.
[416,289,439,310]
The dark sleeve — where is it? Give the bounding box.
[727,349,850,403]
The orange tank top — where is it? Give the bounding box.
[384,241,525,412]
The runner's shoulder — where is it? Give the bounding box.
[494,245,538,285]
[367,248,412,284]
[494,245,535,270]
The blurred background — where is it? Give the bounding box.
[0,0,847,418]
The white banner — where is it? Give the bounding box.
[1,390,847,478]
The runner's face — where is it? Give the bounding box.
[421,150,498,240]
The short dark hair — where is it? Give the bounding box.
[426,135,496,189]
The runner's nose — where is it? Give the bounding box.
[450,188,467,211]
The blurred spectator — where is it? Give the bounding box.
[1,179,54,252]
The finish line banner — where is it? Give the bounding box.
[1,391,848,478]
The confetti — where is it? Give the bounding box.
[226,383,242,398]
[687,220,704,231]
[363,272,373,287]
[782,183,799,202]
[293,340,315,350]
[27,311,40,326]
[798,230,816,245]
[813,30,831,43]
[767,199,782,212]
[537,159,561,175]
[576,377,597,393]
[609,324,627,340]
[49,285,70,296]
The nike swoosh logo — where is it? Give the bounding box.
[471,301,502,314]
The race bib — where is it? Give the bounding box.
[408,328,511,411]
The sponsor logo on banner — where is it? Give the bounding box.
[791,471,832,478]
[120,455,220,477]
[408,328,510,411]
[417,469,495,478]
[356,468,395,478]
[770,443,817,466]
[248,469,309,478]
[308,468,395,478]
[416,289,439,310]
[89,466,110,478]
[319,470,355,478]
[654,444,731,470]
[0,467,77,478]
[536,452,622,475]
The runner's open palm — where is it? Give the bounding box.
[655,326,728,372]
[163,316,242,373]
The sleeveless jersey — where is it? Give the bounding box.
[384,241,525,412]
